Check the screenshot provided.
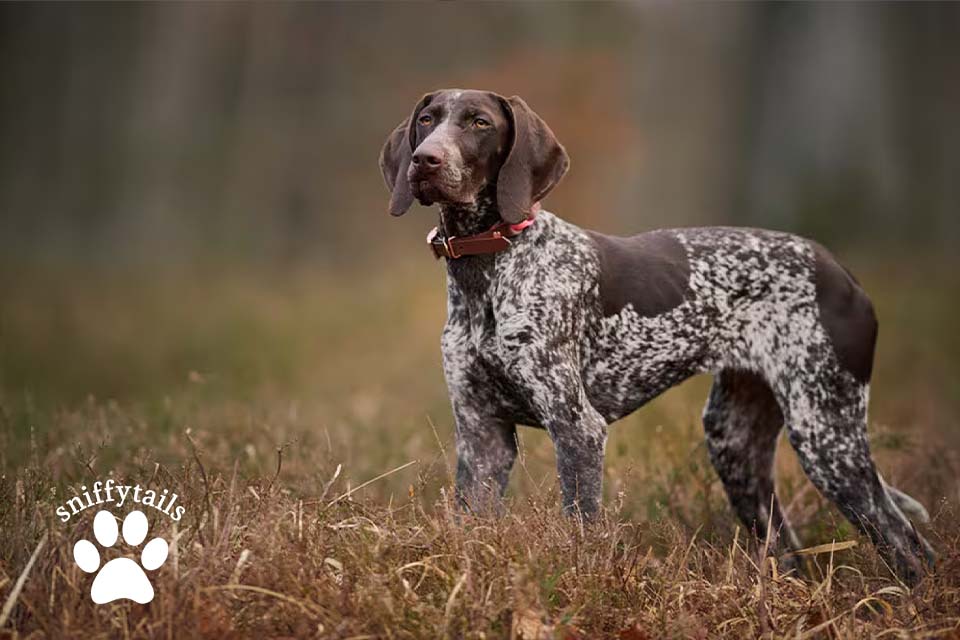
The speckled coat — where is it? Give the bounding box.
[379,89,934,585]
[439,205,933,584]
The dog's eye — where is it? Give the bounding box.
[418,114,433,126]
[473,118,491,129]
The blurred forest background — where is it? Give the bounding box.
[2,2,960,268]
[0,2,958,491]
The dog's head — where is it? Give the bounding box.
[379,90,569,223]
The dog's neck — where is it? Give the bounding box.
[436,187,502,239]
[438,187,501,294]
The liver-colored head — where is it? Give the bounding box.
[379,89,569,223]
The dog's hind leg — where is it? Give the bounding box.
[703,369,802,567]
[881,477,931,523]
[783,370,935,584]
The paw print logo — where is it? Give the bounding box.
[72,510,169,604]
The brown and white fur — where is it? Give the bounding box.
[379,89,935,584]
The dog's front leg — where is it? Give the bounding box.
[505,346,607,519]
[443,329,518,514]
[450,395,517,514]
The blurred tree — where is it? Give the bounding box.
[0,3,956,269]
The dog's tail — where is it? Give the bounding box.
[881,476,931,523]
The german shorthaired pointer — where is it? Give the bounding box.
[379,89,935,583]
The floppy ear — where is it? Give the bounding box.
[496,95,570,223]
[379,92,435,217]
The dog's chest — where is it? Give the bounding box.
[458,294,501,364]
[444,256,499,348]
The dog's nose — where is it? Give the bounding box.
[412,148,443,170]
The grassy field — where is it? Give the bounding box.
[1,257,959,638]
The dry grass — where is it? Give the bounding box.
[1,259,959,638]
[2,446,960,639]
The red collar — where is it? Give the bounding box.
[427,204,539,260]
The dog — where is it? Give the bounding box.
[379,89,935,584]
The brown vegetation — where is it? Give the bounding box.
[1,264,958,638]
